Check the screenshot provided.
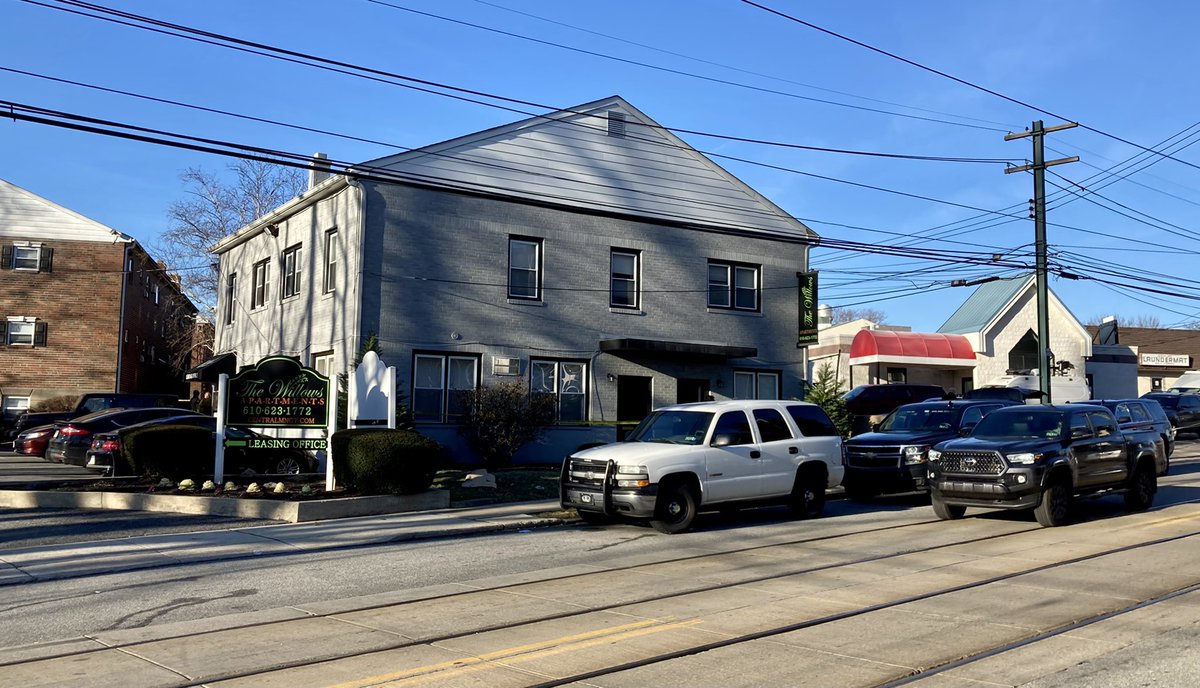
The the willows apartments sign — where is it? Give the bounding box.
[227,356,330,428]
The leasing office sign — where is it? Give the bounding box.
[226,356,329,427]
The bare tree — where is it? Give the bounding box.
[831,307,888,325]
[154,160,306,315]
[1086,314,1164,329]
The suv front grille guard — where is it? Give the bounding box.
[562,457,617,514]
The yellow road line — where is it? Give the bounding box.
[328,618,702,688]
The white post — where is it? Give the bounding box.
[326,378,338,492]
[387,366,397,429]
[215,373,228,485]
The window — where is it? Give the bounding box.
[281,244,302,299]
[960,406,988,428]
[508,237,542,300]
[610,249,639,308]
[154,284,160,305]
[251,259,270,309]
[886,367,908,383]
[708,261,759,310]
[4,318,45,347]
[3,395,30,419]
[787,404,839,437]
[734,370,780,400]
[531,359,587,421]
[413,354,478,422]
[5,244,50,271]
[323,229,338,294]
[712,411,754,445]
[225,273,237,324]
[1089,411,1118,437]
[753,408,793,442]
[1128,403,1151,423]
[312,351,334,378]
[1009,330,1040,371]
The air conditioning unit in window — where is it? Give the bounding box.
[492,356,521,376]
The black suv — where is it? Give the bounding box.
[841,384,946,436]
[1141,392,1200,438]
[928,404,1163,527]
[1088,399,1174,469]
[843,399,1013,498]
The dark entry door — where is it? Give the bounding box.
[617,376,653,422]
[677,378,710,404]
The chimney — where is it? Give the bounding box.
[308,152,331,190]
[817,304,833,330]
[1097,315,1119,345]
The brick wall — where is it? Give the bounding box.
[117,248,195,397]
[0,240,124,406]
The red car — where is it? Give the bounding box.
[14,424,56,458]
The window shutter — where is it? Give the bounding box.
[34,322,47,347]
[39,247,53,272]
[1,246,11,269]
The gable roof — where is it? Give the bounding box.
[938,276,1031,334]
[357,96,814,241]
[0,177,133,243]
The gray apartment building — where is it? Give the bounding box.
[211,96,817,460]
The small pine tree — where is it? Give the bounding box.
[805,362,852,439]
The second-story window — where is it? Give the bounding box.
[281,244,303,299]
[610,249,639,309]
[508,237,542,300]
[225,272,237,324]
[5,244,51,271]
[323,229,338,294]
[708,261,760,311]
[251,259,269,309]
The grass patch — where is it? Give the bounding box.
[433,466,560,506]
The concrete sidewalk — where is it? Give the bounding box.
[0,499,567,585]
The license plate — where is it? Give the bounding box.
[580,493,593,504]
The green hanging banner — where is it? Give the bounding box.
[796,271,819,348]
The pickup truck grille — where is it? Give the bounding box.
[844,445,903,468]
[939,450,1004,476]
[566,458,611,488]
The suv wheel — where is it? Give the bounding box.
[1123,461,1157,512]
[788,467,827,519]
[651,481,698,534]
[1034,475,1072,527]
[932,496,966,520]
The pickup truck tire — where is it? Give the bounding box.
[1123,461,1157,512]
[931,496,965,520]
[1034,476,1072,527]
[788,468,827,519]
[651,481,697,534]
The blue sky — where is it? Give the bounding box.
[4,0,1200,331]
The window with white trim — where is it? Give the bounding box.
[281,244,303,299]
[11,245,43,271]
[251,259,269,309]
[225,272,237,324]
[413,353,479,422]
[323,229,338,294]
[610,249,640,309]
[5,318,46,347]
[2,395,30,419]
[531,359,587,422]
[312,351,334,378]
[708,261,760,311]
[508,237,542,300]
[734,370,780,400]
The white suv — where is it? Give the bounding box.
[560,400,844,533]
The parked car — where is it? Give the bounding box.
[45,408,203,466]
[841,384,946,436]
[86,415,318,477]
[963,387,1029,404]
[1141,392,1200,437]
[842,399,1015,499]
[560,400,844,533]
[1087,398,1174,469]
[13,423,57,458]
[928,404,1163,527]
[13,392,183,437]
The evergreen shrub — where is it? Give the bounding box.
[331,428,444,495]
[123,425,214,480]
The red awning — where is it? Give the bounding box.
[848,330,976,367]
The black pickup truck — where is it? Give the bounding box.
[12,392,182,437]
[928,404,1164,527]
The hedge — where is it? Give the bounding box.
[123,424,214,481]
[331,428,444,495]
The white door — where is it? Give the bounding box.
[703,410,762,503]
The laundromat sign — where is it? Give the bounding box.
[1140,353,1191,368]
[227,356,329,427]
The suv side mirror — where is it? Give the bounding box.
[711,433,735,447]
[958,424,975,437]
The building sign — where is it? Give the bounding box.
[227,356,329,427]
[1140,353,1191,368]
[225,437,328,451]
[796,271,819,347]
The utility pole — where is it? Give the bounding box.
[1005,121,1078,404]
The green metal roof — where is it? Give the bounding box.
[937,276,1031,334]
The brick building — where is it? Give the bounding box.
[0,177,198,421]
